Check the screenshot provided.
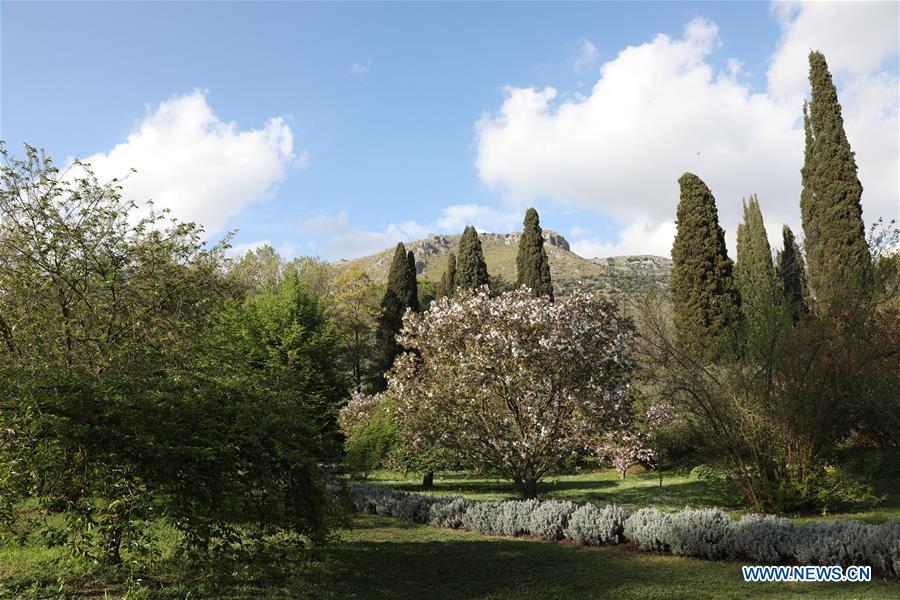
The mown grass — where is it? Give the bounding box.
[2,514,897,599]
[363,467,900,523]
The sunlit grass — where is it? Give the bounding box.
[362,467,900,523]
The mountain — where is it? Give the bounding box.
[335,230,672,297]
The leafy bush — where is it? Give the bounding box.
[690,464,725,482]
[428,497,472,529]
[794,519,900,577]
[794,520,870,568]
[734,514,795,564]
[669,508,737,560]
[623,508,673,552]
[564,504,630,545]
[460,501,504,536]
[495,500,540,536]
[527,500,577,541]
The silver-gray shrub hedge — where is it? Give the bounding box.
[794,518,900,577]
[623,507,673,552]
[429,497,472,529]
[527,500,578,541]
[348,484,900,577]
[564,503,630,545]
[460,500,504,535]
[669,508,737,560]
[734,514,795,564]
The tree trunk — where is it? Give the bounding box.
[514,477,538,499]
[658,469,663,487]
[524,478,538,499]
[422,471,434,488]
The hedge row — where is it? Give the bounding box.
[349,484,900,578]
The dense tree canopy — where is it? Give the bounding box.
[436,253,457,299]
[456,226,490,290]
[801,51,871,313]
[0,144,341,563]
[372,243,419,391]
[516,208,553,299]
[388,288,634,499]
[670,173,741,359]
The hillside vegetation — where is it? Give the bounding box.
[335,230,673,297]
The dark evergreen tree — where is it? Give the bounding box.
[735,196,782,352]
[456,225,490,290]
[373,243,418,391]
[436,253,457,298]
[670,172,741,358]
[801,51,871,312]
[406,250,420,313]
[735,196,779,322]
[516,207,553,299]
[778,225,809,322]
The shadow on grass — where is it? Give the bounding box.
[146,516,895,600]
[6,515,895,599]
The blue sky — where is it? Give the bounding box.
[2,1,897,260]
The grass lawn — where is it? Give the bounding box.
[2,514,897,599]
[363,467,900,523]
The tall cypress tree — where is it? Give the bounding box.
[778,225,809,322]
[735,196,779,321]
[373,243,418,391]
[670,173,741,358]
[436,253,457,298]
[406,250,420,313]
[735,196,781,350]
[456,226,490,290]
[516,207,553,299]
[801,51,871,312]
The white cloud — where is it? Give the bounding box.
[301,211,430,260]
[570,226,591,239]
[434,204,522,233]
[228,239,273,257]
[350,61,372,77]
[574,40,598,70]
[476,7,899,258]
[571,219,677,258]
[80,91,298,236]
[302,204,525,260]
[768,1,899,98]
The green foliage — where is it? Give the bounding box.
[455,226,490,290]
[516,208,553,299]
[777,225,810,322]
[372,243,419,391]
[735,196,784,351]
[435,252,456,298]
[227,268,348,450]
[344,404,401,478]
[670,173,741,359]
[0,143,341,565]
[332,266,380,391]
[801,51,872,313]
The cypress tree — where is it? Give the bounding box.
[734,196,779,320]
[456,226,490,290]
[801,51,871,312]
[516,207,553,299]
[670,173,741,358]
[373,243,419,391]
[406,250,420,312]
[778,225,809,322]
[734,196,781,349]
[436,253,457,298]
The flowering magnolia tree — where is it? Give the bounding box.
[600,401,674,480]
[388,287,634,499]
